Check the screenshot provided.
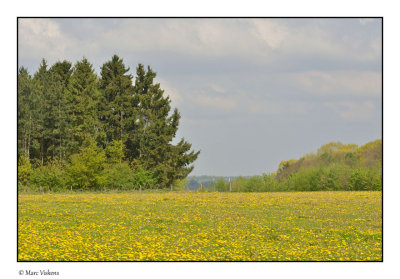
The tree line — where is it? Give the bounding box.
[196,140,382,192]
[18,55,199,192]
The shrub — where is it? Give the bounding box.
[30,160,68,192]
[67,141,106,190]
[232,176,247,192]
[18,155,32,188]
[289,169,311,191]
[103,162,136,190]
[215,178,228,192]
[262,173,278,192]
[319,165,340,191]
[348,169,370,191]
[243,176,264,192]
[132,167,156,190]
[371,173,382,191]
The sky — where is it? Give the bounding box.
[18,18,382,176]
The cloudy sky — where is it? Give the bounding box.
[18,18,382,176]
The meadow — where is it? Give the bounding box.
[18,191,382,261]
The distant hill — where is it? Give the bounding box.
[269,139,382,191]
[186,139,382,192]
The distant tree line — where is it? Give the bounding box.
[193,140,382,192]
[18,55,200,192]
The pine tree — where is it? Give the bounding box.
[66,58,100,155]
[17,67,33,160]
[48,60,72,161]
[98,55,138,154]
[132,64,200,188]
[18,56,200,190]
[31,59,49,165]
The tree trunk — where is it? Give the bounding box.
[22,137,27,159]
[120,111,123,163]
[27,122,31,160]
[41,138,44,166]
[59,134,62,161]
[59,101,62,161]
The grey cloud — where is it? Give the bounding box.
[20,18,381,73]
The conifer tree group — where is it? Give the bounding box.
[18,55,200,190]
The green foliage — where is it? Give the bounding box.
[262,173,278,192]
[66,58,100,153]
[344,152,358,167]
[105,140,125,164]
[30,160,67,192]
[103,162,136,190]
[356,139,382,168]
[18,155,32,188]
[17,67,34,160]
[348,169,371,191]
[102,163,156,191]
[231,176,247,192]
[243,176,265,192]
[270,140,382,192]
[131,167,156,190]
[371,169,382,191]
[215,178,228,192]
[319,152,333,165]
[285,167,319,191]
[99,55,137,146]
[275,159,299,180]
[319,165,340,191]
[67,141,106,190]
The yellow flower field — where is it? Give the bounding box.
[18,191,382,261]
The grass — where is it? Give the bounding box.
[18,191,382,261]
